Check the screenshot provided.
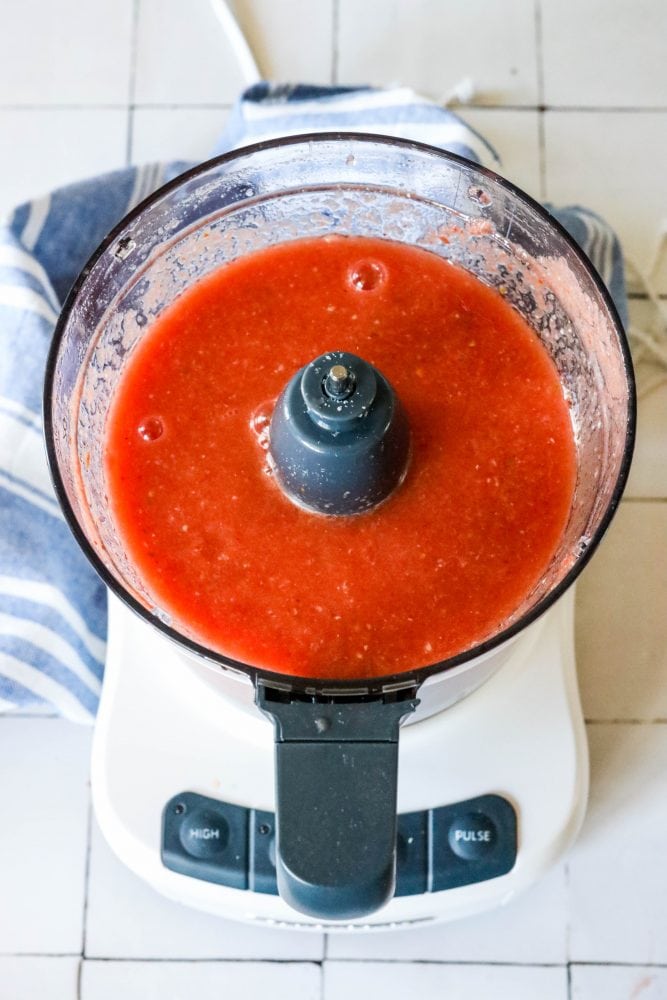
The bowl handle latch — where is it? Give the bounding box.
[256,683,419,921]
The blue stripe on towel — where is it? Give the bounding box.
[0,593,104,681]
[0,673,49,710]
[0,636,99,716]
[0,491,107,641]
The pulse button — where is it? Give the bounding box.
[448,812,497,860]
[179,808,229,859]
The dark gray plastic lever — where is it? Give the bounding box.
[256,685,419,921]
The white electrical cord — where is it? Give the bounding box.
[209,0,262,86]
[626,233,667,399]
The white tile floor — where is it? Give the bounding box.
[0,957,80,1000]
[1,2,666,998]
[0,720,90,955]
[80,960,322,1000]
[85,820,324,961]
[323,962,570,1000]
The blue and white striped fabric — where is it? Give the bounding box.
[0,84,627,723]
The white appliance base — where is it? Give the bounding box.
[91,589,587,932]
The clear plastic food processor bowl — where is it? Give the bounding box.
[45,133,635,694]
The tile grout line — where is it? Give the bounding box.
[274,959,667,969]
[534,0,547,201]
[538,107,547,203]
[64,956,667,968]
[534,0,545,106]
[331,0,340,86]
[4,955,667,968]
[564,860,572,993]
[0,953,83,959]
[586,718,667,725]
[3,102,667,112]
[75,956,329,965]
[621,497,667,504]
[81,795,94,960]
[125,0,141,166]
[566,962,667,968]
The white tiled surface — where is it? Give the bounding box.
[1,2,666,998]
[575,502,667,722]
[323,962,569,1000]
[80,960,321,999]
[0,0,133,106]
[0,109,127,213]
[541,0,667,108]
[130,107,231,164]
[85,821,324,960]
[625,299,667,499]
[337,0,540,106]
[629,385,667,498]
[0,720,90,954]
[571,966,667,1000]
[568,724,667,964]
[544,110,667,288]
[0,958,79,1000]
[234,0,334,86]
[134,0,247,105]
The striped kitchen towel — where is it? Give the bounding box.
[0,84,627,723]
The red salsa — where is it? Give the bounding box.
[104,236,576,678]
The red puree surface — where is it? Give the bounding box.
[105,236,576,679]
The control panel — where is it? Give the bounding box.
[162,792,517,897]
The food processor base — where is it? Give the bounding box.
[91,589,587,931]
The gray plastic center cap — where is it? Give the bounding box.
[301,353,378,432]
[268,350,411,516]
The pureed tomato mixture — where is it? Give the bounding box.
[104,235,576,678]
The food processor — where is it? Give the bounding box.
[44,134,635,930]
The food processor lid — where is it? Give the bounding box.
[43,131,637,698]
